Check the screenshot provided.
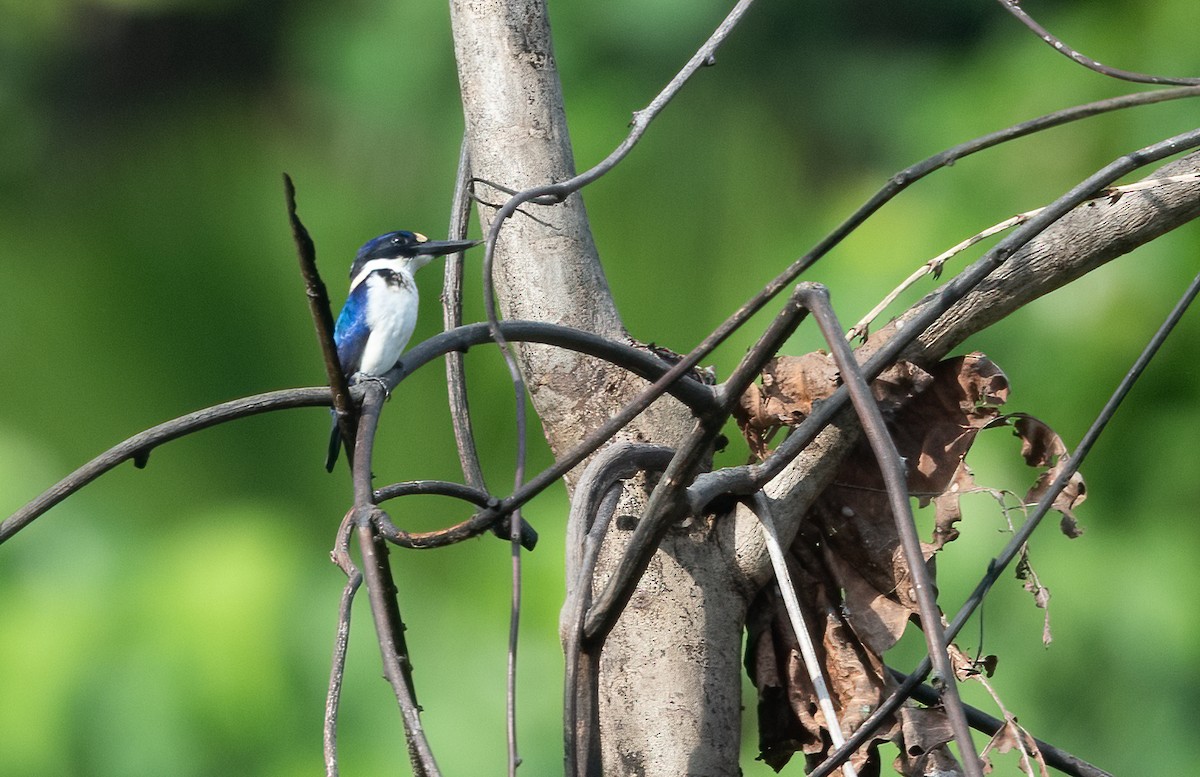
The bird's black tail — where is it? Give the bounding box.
[325,413,343,472]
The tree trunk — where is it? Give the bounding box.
[449,1,742,773]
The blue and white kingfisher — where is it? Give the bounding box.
[325,230,480,471]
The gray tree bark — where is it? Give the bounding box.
[449,1,737,773]
[449,1,1200,774]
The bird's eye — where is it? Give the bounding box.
[390,235,403,245]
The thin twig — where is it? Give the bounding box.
[810,267,1200,777]
[373,479,495,506]
[357,519,440,777]
[561,443,675,777]
[506,517,523,777]
[370,480,505,549]
[798,285,981,776]
[324,511,362,777]
[448,133,532,772]
[749,492,858,777]
[476,0,756,216]
[442,136,488,493]
[0,387,331,543]
[996,0,1200,86]
[848,173,1200,340]
[898,670,1114,777]
[443,142,542,547]
[472,87,533,777]
[284,174,356,462]
[849,211,1036,342]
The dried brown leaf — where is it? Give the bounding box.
[746,351,1089,774]
[736,352,841,458]
[898,705,955,759]
[894,741,963,777]
[763,352,842,416]
[871,360,937,414]
[745,547,894,772]
[826,548,911,654]
[1015,551,1053,646]
[930,461,977,551]
[942,639,991,681]
[812,353,1011,627]
[1008,413,1088,537]
[895,353,1007,505]
[980,719,1050,777]
[736,385,775,461]
[947,641,974,682]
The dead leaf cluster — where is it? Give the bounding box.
[740,352,1086,774]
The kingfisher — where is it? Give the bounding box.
[325,230,481,471]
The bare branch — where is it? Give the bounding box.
[748,492,858,777]
[324,512,362,777]
[849,171,1200,342]
[348,383,441,775]
[284,174,356,462]
[646,89,1200,429]
[799,285,981,776]
[356,517,440,777]
[561,443,674,777]
[373,480,494,507]
[996,0,1200,85]
[371,481,509,550]
[898,670,1115,777]
[0,387,330,544]
[441,136,487,493]
[2,320,714,546]
[351,382,385,507]
[880,155,1200,361]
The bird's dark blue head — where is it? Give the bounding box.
[357,231,427,263]
[349,230,482,282]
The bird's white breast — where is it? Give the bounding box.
[358,269,419,376]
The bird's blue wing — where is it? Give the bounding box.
[327,285,371,471]
[333,284,371,376]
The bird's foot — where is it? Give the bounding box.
[366,375,392,399]
[353,374,392,400]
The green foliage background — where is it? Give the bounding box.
[2,0,1199,774]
